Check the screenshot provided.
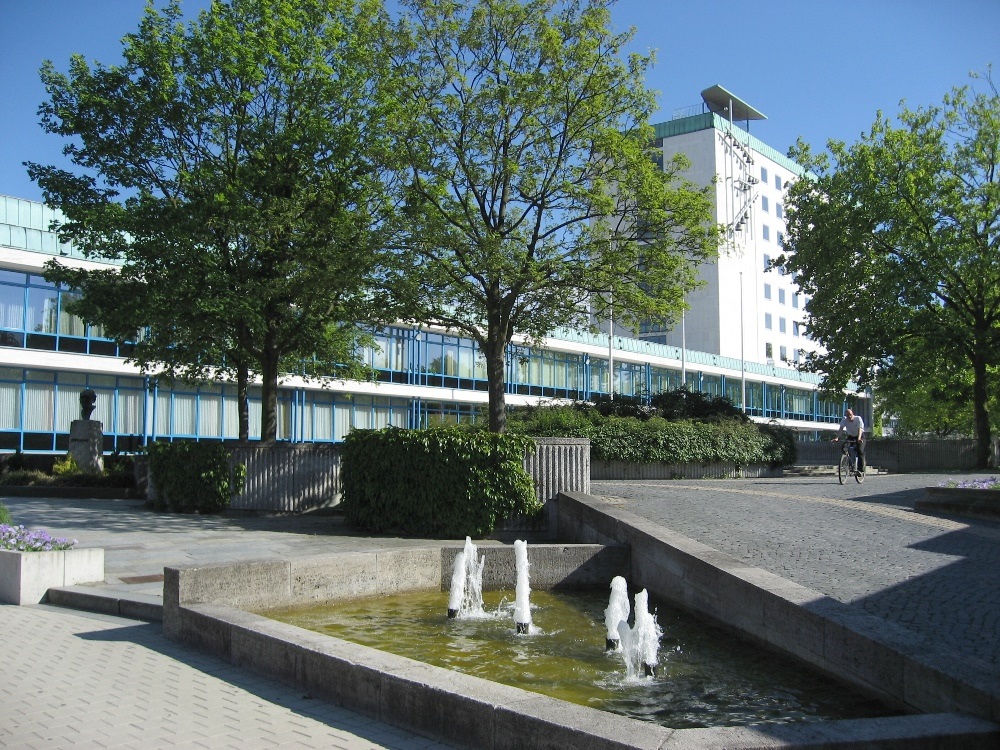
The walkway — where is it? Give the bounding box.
[593,472,1000,667]
[3,472,999,747]
[1,495,460,750]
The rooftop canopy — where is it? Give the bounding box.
[700,85,767,122]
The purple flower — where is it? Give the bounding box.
[0,524,76,552]
[938,477,1000,490]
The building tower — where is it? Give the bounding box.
[638,86,816,383]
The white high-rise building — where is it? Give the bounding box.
[639,86,817,375]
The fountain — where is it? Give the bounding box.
[513,539,531,634]
[446,550,466,618]
[603,575,630,651]
[447,536,486,619]
[615,589,662,678]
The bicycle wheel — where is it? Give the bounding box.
[838,452,848,484]
[855,461,865,484]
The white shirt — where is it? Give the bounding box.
[838,414,865,439]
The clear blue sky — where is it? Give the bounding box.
[1,0,996,203]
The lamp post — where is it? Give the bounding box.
[608,289,614,401]
[680,307,687,387]
[740,270,746,412]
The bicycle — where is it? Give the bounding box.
[836,438,865,484]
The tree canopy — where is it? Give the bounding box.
[390,0,720,432]
[30,0,401,442]
[780,71,1000,466]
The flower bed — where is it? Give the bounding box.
[0,525,104,605]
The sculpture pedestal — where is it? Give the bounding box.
[69,420,104,473]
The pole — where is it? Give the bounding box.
[680,308,686,387]
[608,289,614,401]
[740,270,746,412]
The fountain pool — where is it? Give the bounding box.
[264,587,896,729]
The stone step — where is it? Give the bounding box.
[47,584,162,622]
[786,465,884,476]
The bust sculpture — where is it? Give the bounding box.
[80,388,97,420]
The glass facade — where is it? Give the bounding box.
[0,221,866,450]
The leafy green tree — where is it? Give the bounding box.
[390,0,719,432]
[873,335,1000,438]
[780,72,1000,467]
[29,0,400,442]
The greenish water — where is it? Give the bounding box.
[264,589,895,729]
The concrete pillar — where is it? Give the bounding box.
[69,420,104,473]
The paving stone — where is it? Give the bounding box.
[593,472,1000,667]
[4,476,998,747]
[0,604,455,749]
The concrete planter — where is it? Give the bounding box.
[0,547,105,605]
[916,486,1000,521]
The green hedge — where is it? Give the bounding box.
[146,442,245,514]
[341,427,541,538]
[508,406,796,467]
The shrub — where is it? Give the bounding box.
[0,466,136,489]
[146,442,246,514]
[758,420,798,467]
[508,400,797,468]
[0,470,52,486]
[341,427,540,538]
[590,394,658,421]
[3,450,27,473]
[507,404,600,437]
[650,388,749,423]
[51,454,81,476]
[0,503,11,526]
[587,417,770,464]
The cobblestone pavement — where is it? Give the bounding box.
[3,474,999,747]
[592,472,1000,667]
[0,495,467,749]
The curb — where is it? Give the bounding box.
[47,584,163,621]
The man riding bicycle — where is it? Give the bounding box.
[833,408,865,473]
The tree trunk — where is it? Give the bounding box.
[484,338,507,433]
[971,349,993,469]
[260,336,280,444]
[237,361,250,444]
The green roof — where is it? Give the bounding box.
[653,113,805,178]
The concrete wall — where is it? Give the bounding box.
[161,541,998,749]
[796,438,1000,471]
[555,491,1000,725]
[163,543,627,620]
[592,461,781,480]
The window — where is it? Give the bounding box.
[780,345,788,361]
[763,283,771,300]
[792,292,800,309]
[761,167,769,184]
[778,288,785,304]
[765,342,773,359]
[775,174,782,190]
[779,317,786,333]
[763,253,771,271]
[793,348,801,363]
[764,313,773,330]
[793,321,800,337]
[762,225,770,241]
[761,196,769,213]
[776,203,783,219]
[778,231,785,247]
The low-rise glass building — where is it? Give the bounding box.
[0,193,866,453]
